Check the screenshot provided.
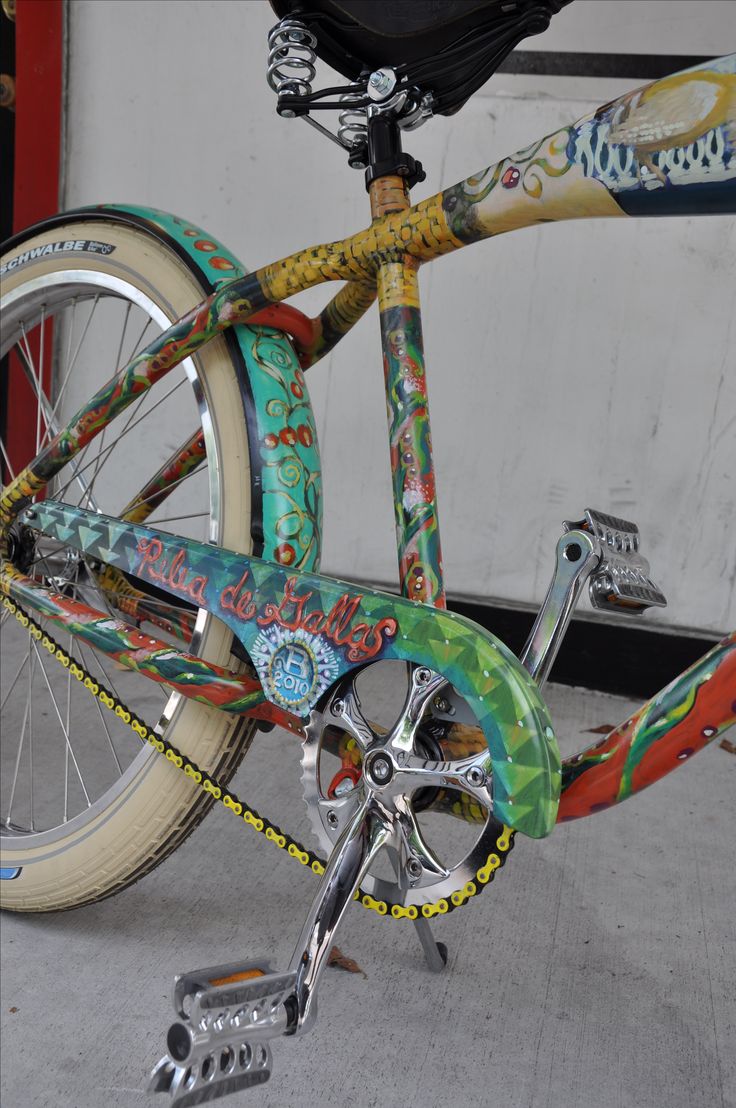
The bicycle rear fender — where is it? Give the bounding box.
[2,205,323,575]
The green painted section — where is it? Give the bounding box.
[99,205,323,573]
[25,502,561,839]
[381,302,444,606]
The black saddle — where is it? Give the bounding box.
[269,0,572,115]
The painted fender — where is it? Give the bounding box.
[2,204,323,574]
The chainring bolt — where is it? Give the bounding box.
[406,857,423,880]
[415,667,432,686]
[331,698,345,716]
[465,765,486,788]
[326,809,339,828]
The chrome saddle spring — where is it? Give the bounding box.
[337,92,368,148]
[267,18,318,98]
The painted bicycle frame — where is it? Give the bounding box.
[2,54,736,838]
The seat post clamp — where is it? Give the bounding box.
[364,152,425,190]
[363,110,426,191]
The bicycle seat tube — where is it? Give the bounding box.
[367,112,446,609]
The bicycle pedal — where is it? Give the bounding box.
[149,1048,271,1106]
[566,508,666,613]
[148,960,298,1105]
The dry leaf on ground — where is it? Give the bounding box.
[327,945,367,978]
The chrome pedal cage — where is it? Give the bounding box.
[521,508,667,686]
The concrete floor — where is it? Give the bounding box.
[1,681,734,1108]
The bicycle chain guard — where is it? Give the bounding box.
[17,501,561,838]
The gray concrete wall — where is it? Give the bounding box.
[64,0,736,634]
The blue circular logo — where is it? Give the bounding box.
[268,641,318,709]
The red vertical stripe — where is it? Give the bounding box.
[13,0,63,232]
[5,0,63,481]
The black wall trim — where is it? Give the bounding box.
[446,596,719,700]
[499,50,713,80]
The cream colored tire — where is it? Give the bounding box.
[1,218,257,910]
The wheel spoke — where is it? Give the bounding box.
[4,646,32,828]
[15,329,103,510]
[79,301,135,509]
[36,307,46,454]
[89,680,124,776]
[0,650,32,714]
[58,295,102,417]
[123,465,207,520]
[77,638,130,714]
[31,639,91,807]
[114,301,133,370]
[53,377,187,503]
[147,510,209,525]
[126,314,153,363]
[0,434,16,480]
[64,634,72,823]
[28,639,35,829]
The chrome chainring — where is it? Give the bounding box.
[300,661,508,910]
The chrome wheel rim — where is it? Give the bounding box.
[1,269,223,844]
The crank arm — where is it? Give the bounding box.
[519,529,599,687]
[288,796,389,1033]
[148,797,388,1101]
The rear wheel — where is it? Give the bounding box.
[1,218,259,910]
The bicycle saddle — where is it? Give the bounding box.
[269,0,572,114]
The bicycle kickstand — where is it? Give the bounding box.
[412,916,448,971]
[384,847,447,972]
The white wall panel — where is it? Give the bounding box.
[65,0,736,633]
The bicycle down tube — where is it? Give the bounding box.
[2,53,736,830]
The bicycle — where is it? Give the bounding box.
[1,1,734,1103]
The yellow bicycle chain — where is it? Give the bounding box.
[2,594,515,919]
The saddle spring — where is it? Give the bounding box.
[267,18,317,102]
[337,92,369,148]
